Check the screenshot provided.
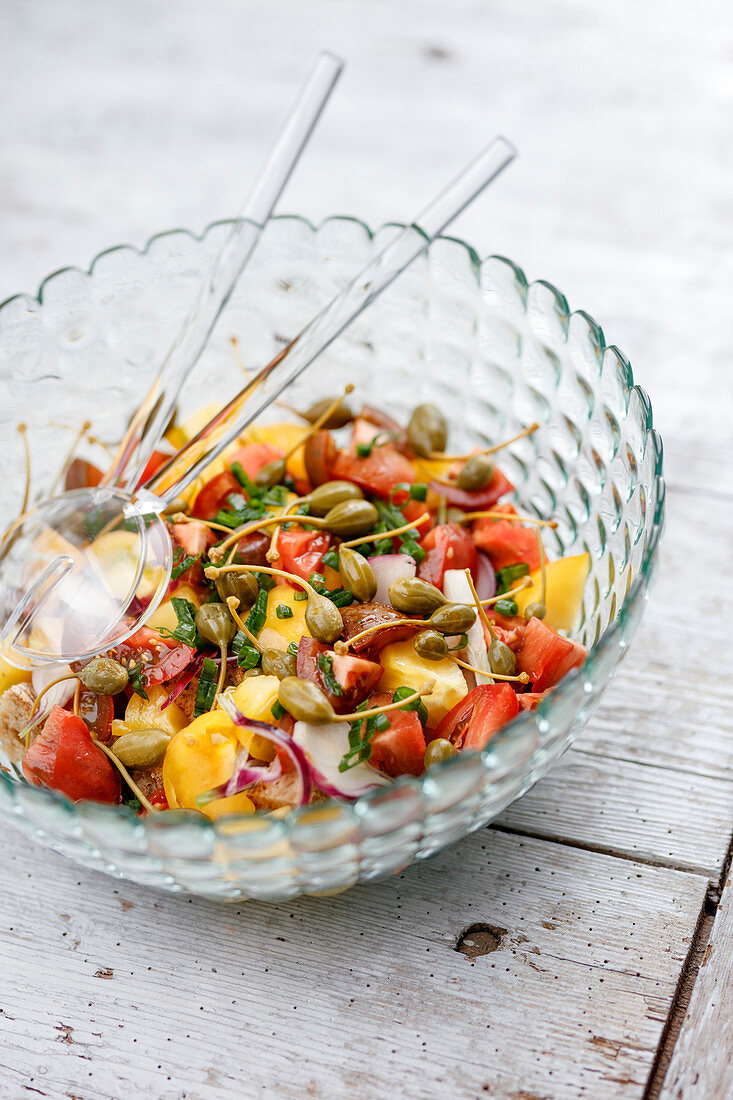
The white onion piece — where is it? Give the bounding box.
[474,551,496,602]
[367,554,416,606]
[31,662,75,709]
[443,569,493,686]
[293,720,389,799]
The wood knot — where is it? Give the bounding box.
[455,923,507,958]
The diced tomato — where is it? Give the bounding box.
[64,458,103,491]
[436,683,519,752]
[472,504,541,572]
[304,430,338,487]
[363,692,426,778]
[516,616,586,691]
[517,692,545,711]
[135,449,171,489]
[297,638,383,713]
[148,788,169,810]
[276,527,331,583]
[417,523,477,589]
[23,706,121,803]
[482,612,526,653]
[340,602,421,658]
[168,520,216,586]
[79,691,114,742]
[428,466,514,511]
[332,444,416,500]
[360,405,413,457]
[191,470,240,521]
[108,627,196,686]
[402,498,433,538]
[228,442,284,481]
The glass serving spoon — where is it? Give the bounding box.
[0,136,516,668]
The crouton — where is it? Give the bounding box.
[0,683,35,764]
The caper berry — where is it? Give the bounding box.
[307,480,364,517]
[303,397,354,430]
[456,453,495,492]
[278,676,336,723]
[524,601,547,621]
[424,738,457,768]
[305,593,344,644]
[78,657,129,696]
[407,404,448,457]
[215,569,259,608]
[388,577,447,616]
[413,630,449,661]
[112,727,171,769]
[195,603,237,647]
[489,638,517,677]
[322,499,378,538]
[429,603,477,635]
[339,547,377,603]
[261,648,298,680]
[255,458,287,489]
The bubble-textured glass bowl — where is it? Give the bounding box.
[0,216,664,900]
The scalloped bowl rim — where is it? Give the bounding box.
[0,213,665,842]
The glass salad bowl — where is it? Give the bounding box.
[0,215,664,900]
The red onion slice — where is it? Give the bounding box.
[218,698,312,806]
[367,553,417,605]
[473,551,496,602]
[292,720,389,799]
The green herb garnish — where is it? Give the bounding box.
[232,633,261,669]
[128,663,148,701]
[392,685,428,726]
[170,547,202,581]
[495,562,529,594]
[276,604,294,620]
[271,700,286,720]
[494,597,519,617]
[245,589,269,636]
[409,483,428,502]
[317,652,343,697]
[293,590,308,602]
[322,549,340,571]
[287,642,300,658]
[162,597,201,647]
[193,657,218,717]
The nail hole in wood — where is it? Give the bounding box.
[454,923,507,958]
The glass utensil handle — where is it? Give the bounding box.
[146,136,517,505]
[106,50,343,492]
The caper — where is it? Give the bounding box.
[429,603,477,634]
[407,403,448,457]
[112,728,171,769]
[278,676,336,723]
[261,648,298,680]
[78,657,129,696]
[339,547,377,603]
[307,480,364,517]
[322,499,378,539]
[215,569,259,608]
[305,593,344,644]
[456,453,495,492]
[524,601,547,621]
[303,397,354,430]
[195,603,237,647]
[424,737,457,768]
[255,458,287,489]
[388,577,446,616]
[413,630,449,661]
[489,638,517,676]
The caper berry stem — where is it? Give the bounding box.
[282,384,355,461]
[213,503,314,563]
[225,597,265,653]
[266,498,306,563]
[450,655,530,684]
[169,512,235,535]
[432,421,540,461]
[333,618,427,655]
[27,673,79,723]
[336,683,435,723]
[72,679,81,718]
[215,643,228,698]
[479,576,532,606]
[338,512,429,550]
[94,737,157,814]
[206,562,315,597]
[458,510,558,529]
[463,567,498,642]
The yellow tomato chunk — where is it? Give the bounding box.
[162,710,254,821]
[245,422,309,482]
[259,584,310,652]
[112,685,188,740]
[514,553,590,633]
[378,639,467,727]
[146,584,203,633]
[0,651,31,693]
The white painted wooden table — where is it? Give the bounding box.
[1,1,731,1097]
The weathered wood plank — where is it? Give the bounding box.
[660,869,733,1099]
[0,831,707,1100]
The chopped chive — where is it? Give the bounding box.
[293,590,308,602]
[286,642,300,658]
[494,597,519,617]
[271,700,286,720]
[495,562,530,594]
[322,549,340,571]
[409,482,428,502]
[276,604,294,620]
